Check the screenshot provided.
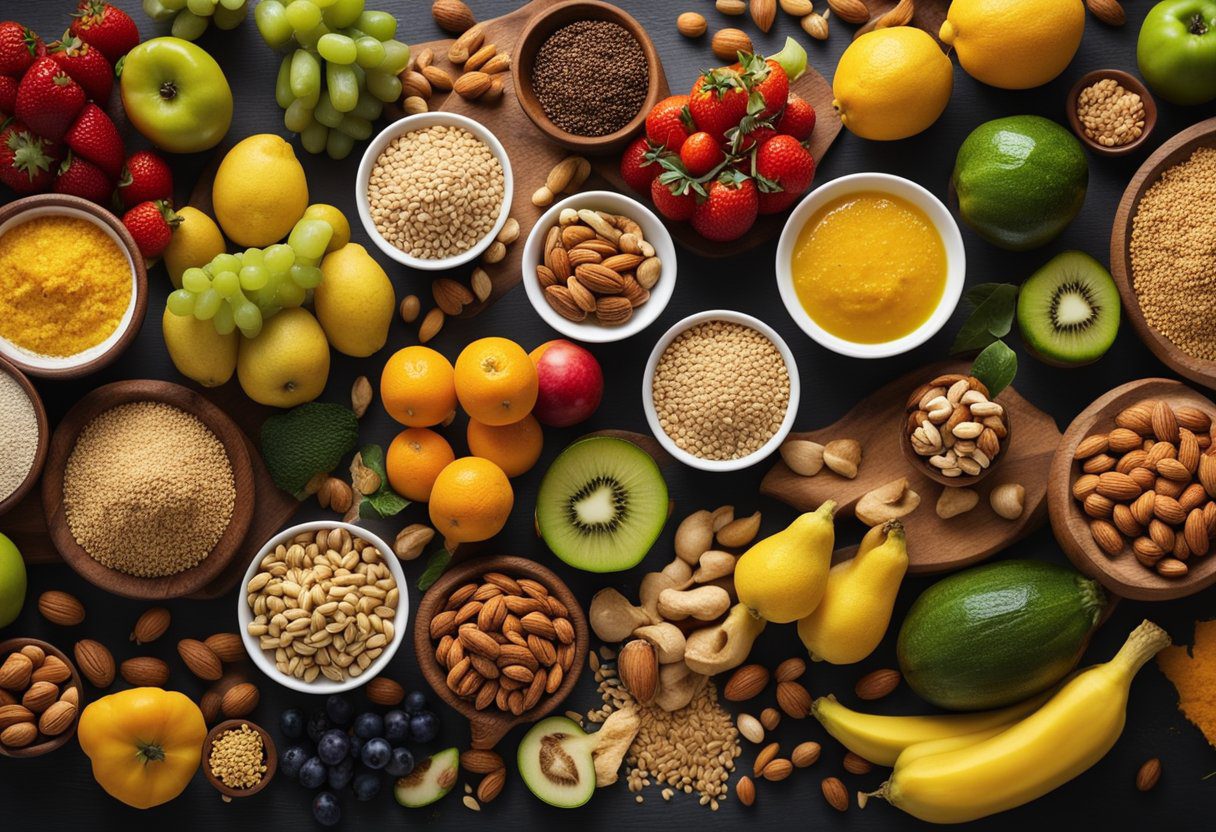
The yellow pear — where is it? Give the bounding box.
[162,306,238,387]
[733,500,836,624]
[163,207,226,289]
[314,243,395,357]
[798,521,909,664]
[237,308,329,407]
[212,134,308,247]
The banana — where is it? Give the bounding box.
[867,620,1170,824]
[891,725,1010,771]
[810,692,1049,766]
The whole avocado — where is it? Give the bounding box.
[952,115,1088,251]
[261,403,359,499]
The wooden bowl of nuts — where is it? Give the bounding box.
[0,638,83,758]
[203,719,277,799]
[413,555,589,750]
[900,372,1011,487]
[1048,378,1216,601]
[1066,69,1157,159]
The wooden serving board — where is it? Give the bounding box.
[760,361,1062,574]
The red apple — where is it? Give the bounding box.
[529,340,604,427]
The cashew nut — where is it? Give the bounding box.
[589,588,651,642]
[823,439,862,479]
[711,505,735,533]
[990,483,1025,520]
[657,585,731,621]
[683,603,765,676]
[780,439,825,476]
[632,622,686,663]
[653,661,706,711]
[674,510,715,564]
[855,478,920,526]
[717,511,761,548]
[692,550,736,583]
[592,706,641,786]
[660,557,693,585]
[936,487,979,519]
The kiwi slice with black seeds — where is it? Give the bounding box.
[1016,250,1120,366]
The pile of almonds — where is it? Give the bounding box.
[460,748,509,809]
[1071,398,1216,578]
[0,643,79,750]
[400,17,511,113]
[905,373,1008,479]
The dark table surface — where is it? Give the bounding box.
[2,1,1214,829]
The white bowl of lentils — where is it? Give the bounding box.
[643,310,801,472]
[237,521,408,694]
[356,112,513,271]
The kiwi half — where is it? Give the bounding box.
[536,436,668,573]
[1016,250,1120,366]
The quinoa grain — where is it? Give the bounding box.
[1076,77,1144,147]
[208,723,267,790]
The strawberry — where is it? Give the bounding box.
[117,149,173,208]
[49,34,112,104]
[644,95,693,152]
[619,136,664,193]
[0,22,41,77]
[689,68,749,140]
[732,124,776,154]
[64,102,123,178]
[679,131,723,178]
[0,75,17,115]
[15,56,86,141]
[754,134,816,216]
[53,151,112,202]
[650,175,697,221]
[0,120,58,193]
[122,199,180,258]
[69,1,138,64]
[735,54,789,119]
[776,95,816,141]
[691,172,758,242]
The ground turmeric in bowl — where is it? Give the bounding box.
[1157,619,1216,748]
[0,215,132,357]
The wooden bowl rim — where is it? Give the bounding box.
[511,0,662,154]
[0,194,148,380]
[0,637,84,758]
[202,718,278,798]
[413,555,589,749]
[1065,69,1158,158]
[1047,377,1216,601]
[40,379,256,601]
[897,379,1011,488]
[1110,116,1216,390]
[0,355,49,517]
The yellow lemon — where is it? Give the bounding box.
[162,306,237,387]
[832,27,953,141]
[303,203,350,253]
[940,0,1085,90]
[315,243,396,357]
[163,206,225,289]
[212,134,309,247]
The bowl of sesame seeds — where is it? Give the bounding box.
[643,311,800,472]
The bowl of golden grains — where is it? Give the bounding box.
[643,310,801,472]
[0,194,147,379]
[203,720,277,799]
[41,379,255,600]
[1066,69,1156,158]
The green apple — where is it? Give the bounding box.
[120,36,233,153]
[0,532,26,628]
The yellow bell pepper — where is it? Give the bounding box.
[77,687,207,809]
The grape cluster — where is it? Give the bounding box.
[255,0,408,159]
[142,0,250,40]
[166,216,334,338]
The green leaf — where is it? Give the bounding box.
[416,548,452,592]
[353,444,410,520]
[950,283,1019,355]
[971,341,1018,397]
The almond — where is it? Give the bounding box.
[0,703,34,729]
[433,277,473,315]
[131,607,171,644]
[178,639,223,681]
[1090,519,1124,556]
[596,296,634,325]
[775,657,806,682]
[711,27,752,62]
[617,639,658,704]
[1136,757,1161,791]
[200,688,223,724]
[73,640,114,688]
[30,655,70,685]
[1154,494,1186,525]
[855,668,901,700]
[724,664,770,701]
[566,276,598,313]
[1113,504,1143,538]
[367,677,405,706]
[544,285,586,322]
[22,681,58,713]
[791,741,821,768]
[750,0,777,32]
[827,0,870,23]
[0,653,32,691]
[421,65,454,92]
[477,766,507,803]
[58,686,79,707]
[1072,473,1100,500]
[461,748,505,774]
[1084,493,1115,519]
[1175,406,1212,434]
[753,741,780,776]
[1082,453,1116,474]
[1116,402,1155,435]
[843,751,873,775]
[454,70,492,100]
[432,0,475,33]
[1152,401,1180,442]
[821,776,850,812]
[1181,482,1207,513]
[735,774,756,806]
[1096,471,1141,501]
[121,657,170,687]
[447,23,485,64]
[203,632,245,664]
[0,721,37,747]
[1157,458,1191,482]
[20,645,44,667]
[419,308,445,343]
[1086,0,1127,27]
[1107,428,1143,454]
[1179,429,1201,472]
[575,263,625,294]
[775,680,812,718]
[464,43,497,72]
[38,700,76,737]
[762,757,793,781]
[38,590,85,626]
[221,682,260,717]
[1185,509,1210,557]
[760,707,781,731]
[1157,557,1188,578]
[470,268,492,303]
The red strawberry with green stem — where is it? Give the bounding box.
[645,94,694,152]
[735,54,789,119]
[689,68,750,140]
[117,149,172,209]
[753,134,816,215]
[64,102,123,178]
[776,94,816,141]
[619,136,665,193]
[0,22,42,77]
[53,151,112,202]
[650,175,697,221]
[0,120,58,193]
[691,172,758,242]
[15,56,86,141]
[50,34,112,104]
[69,1,138,64]
[122,199,180,258]
[679,131,724,178]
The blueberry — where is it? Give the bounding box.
[352,771,382,802]
[383,710,409,743]
[299,756,327,790]
[353,712,384,740]
[409,710,440,743]
[312,791,341,827]
[385,746,415,778]
[325,695,353,726]
[280,708,305,740]
[281,745,309,779]
[404,690,427,713]
[360,737,392,769]
[306,711,330,744]
[348,734,364,760]
[318,729,352,766]
[327,756,354,790]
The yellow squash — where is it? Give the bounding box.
[797,521,908,664]
[733,500,836,624]
[77,687,207,809]
[869,620,1170,823]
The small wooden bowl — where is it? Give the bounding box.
[1110,117,1216,389]
[413,555,589,750]
[898,378,1012,488]
[1047,378,1216,601]
[0,638,84,759]
[512,0,662,155]
[0,194,148,379]
[41,380,255,600]
[202,719,277,799]
[0,356,49,518]
[1066,70,1157,159]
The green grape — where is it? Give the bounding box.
[365,69,401,103]
[284,99,315,133]
[243,248,264,269]
[264,243,296,273]
[293,251,320,268]
[338,114,372,140]
[350,61,365,86]
[255,0,293,46]
[218,0,244,9]
[233,301,263,334]
[378,39,410,75]
[212,270,241,297]
[212,253,241,275]
[294,21,329,49]
[326,63,359,112]
[162,0,189,10]
[143,0,177,23]
[213,303,236,335]
[171,8,210,39]
[284,0,321,31]
[322,0,363,28]
[182,267,211,294]
[186,0,216,16]
[313,93,343,128]
[193,288,222,320]
[325,128,355,160]
[213,2,248,29]
[239,264,269,291]
[289,263,323,289]
[289,49,321,105]
[288,219,333,260]
[311,0,337,7]
[354,10,395,40]
[275,55,294,109]
[351,90,382,121]
[353,36,384,69]
[276,279,307,307]
[166,289,196,316]
[318,33,357,64]
[300,122,329,154]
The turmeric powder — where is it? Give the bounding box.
[0,215,132,357]
[1157,619,1216,747]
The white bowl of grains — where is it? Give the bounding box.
[643,310,801,472]
[237,521,408,694]
[356,112,513,271]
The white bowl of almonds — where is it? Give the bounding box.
[237,522,408,694]
[522,190,676,343]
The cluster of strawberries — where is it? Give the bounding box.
[619,50,818,243]
[0,2,179,257]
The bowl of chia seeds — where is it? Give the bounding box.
[513,0,663,154]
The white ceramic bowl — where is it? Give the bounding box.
[774,172,966,359]
[355,112,513,271]
[237,521,409,694]
[643,310,801,472]
[521,191,677,343]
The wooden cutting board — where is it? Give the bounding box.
[761,361,1062,574]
